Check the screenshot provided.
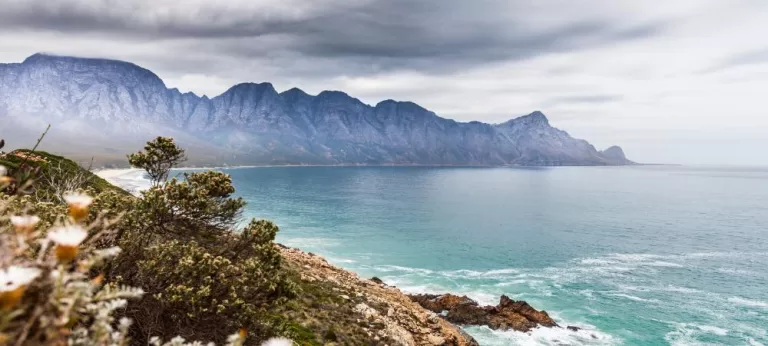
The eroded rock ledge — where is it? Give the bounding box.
[279,246,480,346]
[407,293,558,332]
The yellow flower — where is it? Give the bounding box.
[48,225,88,262]
[10,215,41,234]
[0,266,41,310]
[63,192,93,222]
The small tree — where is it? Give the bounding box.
[128,137,186,186]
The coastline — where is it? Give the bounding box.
[94,168,149,195]
[95,166,598,345]
[95,161,645,171]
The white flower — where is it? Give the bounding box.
[10,215,40,229]
[63,192,94,208]
[47,225,88,246]
[0,165,10,184]
[261,337,293,346]
[0,266,41,292]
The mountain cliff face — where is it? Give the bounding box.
[0,54,631,166]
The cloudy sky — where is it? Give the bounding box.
[1,0,766,165]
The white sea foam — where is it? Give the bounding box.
[660,285,701,294]
[466,324,617,346]
[324,256,356,264]
[615,284,651,292]
[716,267,758,276]
[579,258,614,265]
[280,237,340,248]
[389,278,507,306]
[438,268,523,279]
[374,265,434,275]
[494,279,543,287]
[665,322,731,345]
[578,253,684,268]
[481,268,522,276]
[697,325,729,336]
[439,269,484,277]
[608,293,661,303]
[728,297,768,309]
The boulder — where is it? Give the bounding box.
[408,293,559,332]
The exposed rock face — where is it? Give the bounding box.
[408,293,557,332]
[279,247,479,346]
[0,53,633,166]
[600,145,634,165]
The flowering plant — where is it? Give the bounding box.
[0,170,270,345]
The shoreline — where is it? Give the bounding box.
[94,160,655,171]
[95,167,586,343]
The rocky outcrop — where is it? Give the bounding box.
[0,53,633,166]
[279,247,479,346]
[408,293,557,332]
[600,146,634,165]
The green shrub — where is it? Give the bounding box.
[127,136,186,186]
[125,218,295,340]
[1,134,288,346]
[104,140,298,344]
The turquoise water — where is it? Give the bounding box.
[222,165,768,345]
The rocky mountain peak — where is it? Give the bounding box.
[220,82,276,95]
[496,111,551,130]
[21,53,163,84]
[518,111,549,125]
[0,54,633,166]
[316,90,356,101]
[281,87,311,97]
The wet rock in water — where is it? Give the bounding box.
[567,325,581,332]
[408,293,558,332]
[370,276,384,285]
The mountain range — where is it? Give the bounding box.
[0,53,632,166]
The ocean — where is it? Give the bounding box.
[111,165,768,345]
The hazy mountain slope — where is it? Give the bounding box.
[0,54,631,166]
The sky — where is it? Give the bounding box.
[0,0,767,165]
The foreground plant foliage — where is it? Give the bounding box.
[109,138,297,343]
[1,136,293,345]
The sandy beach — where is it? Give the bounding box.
[94,168,148,195]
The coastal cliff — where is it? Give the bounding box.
[279,246,479,345]
[278,244,573,345]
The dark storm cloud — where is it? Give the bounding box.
[0,0,663,76]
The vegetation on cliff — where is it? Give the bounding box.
[0,138,249,345]
[0,135,478,345]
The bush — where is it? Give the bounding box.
[131,171,245,243]
[125,220,296,342]
[105,141,297,344]
[1,135,293,346]
[127,136,186,186]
